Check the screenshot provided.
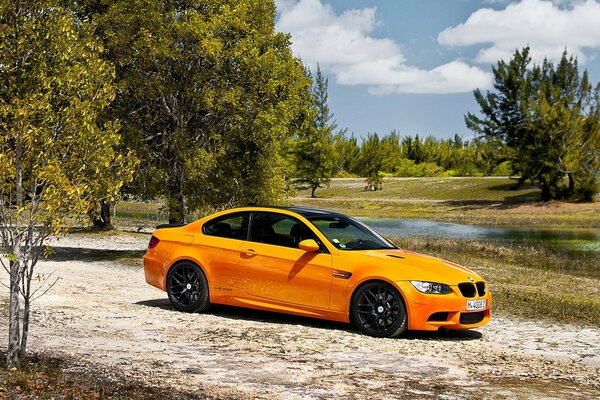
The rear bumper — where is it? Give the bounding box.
[395,281,492,331]
[143,253,167,291]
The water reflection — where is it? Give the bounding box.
[359,217,600,253]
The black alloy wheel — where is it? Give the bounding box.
[351,282,407,338]
[166,262,210,313]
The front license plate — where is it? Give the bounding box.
[466,299,487,311]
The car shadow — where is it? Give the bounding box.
[404,329,482,341]
[135,298,483,341]
[135,299,347,332]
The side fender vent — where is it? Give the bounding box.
[333,270,352,279]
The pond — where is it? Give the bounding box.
[359,217,600,254]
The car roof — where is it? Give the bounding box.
[239,206,348,219]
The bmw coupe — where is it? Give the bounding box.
[143,206,491,337]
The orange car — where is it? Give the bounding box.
[143,206,491,337]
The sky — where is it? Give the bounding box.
[275,0,600,140]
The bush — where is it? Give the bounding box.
[492,161,513,176]
[394,159,445,177]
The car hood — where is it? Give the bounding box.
[337,248,482,285]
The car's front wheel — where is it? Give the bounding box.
[351,281,407,337]
[166,262,210,312]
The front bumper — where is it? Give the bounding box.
[395,281,492,331]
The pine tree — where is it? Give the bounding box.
[359,133,385,190]
[466,47,600,200]
[291,65,336,198]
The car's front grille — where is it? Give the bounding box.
[458,282,476,298]
[460,311,485,325]
[476,281,486,296]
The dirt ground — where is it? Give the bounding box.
[1,231,599,399]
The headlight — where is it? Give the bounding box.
[410,281,452,294]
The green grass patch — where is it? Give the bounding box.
[391,236,600,327]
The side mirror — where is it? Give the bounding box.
[298,239,320,252]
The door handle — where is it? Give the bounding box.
[242,248,257,256]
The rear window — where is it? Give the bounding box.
[202,212,250,240]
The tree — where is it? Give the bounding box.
[401,134,425,164]
[380,131,403,173]
[358,133,385,190]
[290,65,336,197]
[82,0,310,222]
[0,0,135,368]
[332,133,360,176]
[466,47,600,200]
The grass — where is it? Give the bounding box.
[307,177,541,202]
[0,353,208,400]
[391,236,600,327]
[291,177,600,228]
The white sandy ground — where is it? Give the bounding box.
[1,231,599,399]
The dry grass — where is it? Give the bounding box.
[391,236,600,327]
[0,353,209,399]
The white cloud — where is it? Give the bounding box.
[438,0,600,64]
[275,0,493,94]
[368,61,493,95]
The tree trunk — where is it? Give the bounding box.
[20,268,32,358]
[567,172,575,198]
[92,201,113,230]
[310,185,317,198]
[7,259,22,368]
[8,134,23,368]
[540,178,552,201]
[168,165,185,224]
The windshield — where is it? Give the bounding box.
[309,216,396,251]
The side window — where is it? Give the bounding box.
[249,212,319,249]
[202,212,249,240]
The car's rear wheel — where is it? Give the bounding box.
[351,281,407,338]
[166,262,210,312]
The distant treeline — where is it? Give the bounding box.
[332,132,510,181]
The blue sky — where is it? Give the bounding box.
[275,0,600,139]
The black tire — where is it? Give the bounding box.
[166,262,210,313]
[351,281,407,338]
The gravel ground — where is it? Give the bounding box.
[1,231,599,399]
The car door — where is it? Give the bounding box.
[238,211,332,309]
[201,212,250,292]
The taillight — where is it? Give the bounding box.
[148,236,160,249]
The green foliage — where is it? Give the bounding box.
[84,0,310,221]
[289,65,336,198]
[491,161,514,177]
[332,133,360,175]
[0,0,135,234]
[358,134,385,189]
[394,159,445,177]
[466,47,600,201]
[332,131,493,180]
